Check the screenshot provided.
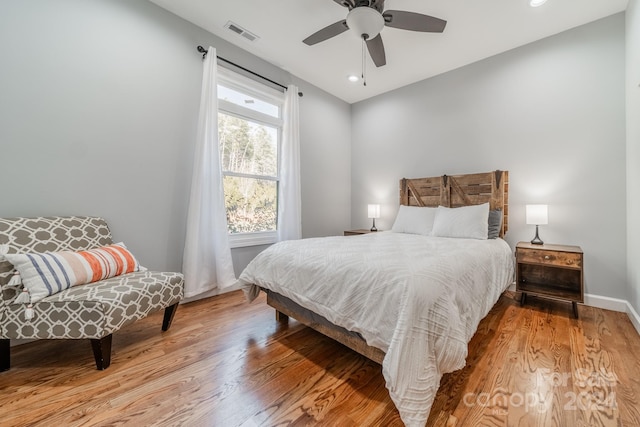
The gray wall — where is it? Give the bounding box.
[351,14,627,299]
[0,0,632,305]
[0,0,351,280]
[627,0,640,314]
[296,79,352,238]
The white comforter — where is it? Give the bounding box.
[238,232,515,426]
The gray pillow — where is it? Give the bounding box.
[488,209,503,239]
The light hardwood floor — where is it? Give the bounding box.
[1,290,639,426]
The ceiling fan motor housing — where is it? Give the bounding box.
[346,6,385,40]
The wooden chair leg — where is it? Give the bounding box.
[90,334,112,370]
[1,339,9,372]
[162,303,179,331]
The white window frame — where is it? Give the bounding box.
[217,67,284,248]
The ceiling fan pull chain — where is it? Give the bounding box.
[362,36,367,86]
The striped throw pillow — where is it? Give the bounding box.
[2,242,144,303]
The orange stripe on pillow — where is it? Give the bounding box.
[113,245,137,273]
[102,246,127,276]
[93,249,114,279]
[78,251,105,282]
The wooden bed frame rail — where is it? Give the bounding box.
[266,290,385,364]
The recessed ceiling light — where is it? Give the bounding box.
[530,0,547,7]
[348,75,359,83]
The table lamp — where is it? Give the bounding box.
[526,204,548,245]
[368,204,380,232]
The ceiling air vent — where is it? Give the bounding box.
[224,21,259,42]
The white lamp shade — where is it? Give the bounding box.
[526,204,548,225]
[368,204,380,219]
[346,7,385,39]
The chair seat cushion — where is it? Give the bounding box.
[1,271,183,340]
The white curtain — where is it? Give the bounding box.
[277,85,302,241]
[182,46,236,299]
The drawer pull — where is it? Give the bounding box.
[544,255,550,260]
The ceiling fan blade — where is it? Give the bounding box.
[366,34,386,67]
[303,20,349,46]
[333,0,355,10]
[383,10,447,33]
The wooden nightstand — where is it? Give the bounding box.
[344,229,376,236]
[515,242,584,318]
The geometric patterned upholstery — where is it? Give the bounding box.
[0,216,184,341]
[2,271,184,339]
[0,217,113,302]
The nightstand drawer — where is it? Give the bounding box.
[516,249,582,269]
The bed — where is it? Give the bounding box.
[237,170,514,426]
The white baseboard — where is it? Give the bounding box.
[583,293,629,312]
[181,281,241,304]
[585,293,640,337]
[626,301,640,335]
[507,284,640,336]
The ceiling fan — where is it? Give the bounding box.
[303,0,447,68]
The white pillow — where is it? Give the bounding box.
[391,206,437,235]
[431,203,490,240]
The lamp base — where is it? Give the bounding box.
[530,225,544,245]
[370,218,378,232]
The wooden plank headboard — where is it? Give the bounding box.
[399,170,509,237]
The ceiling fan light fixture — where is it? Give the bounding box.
[529,0,548,7]
[347,74,360,82]
[346,7,385,39]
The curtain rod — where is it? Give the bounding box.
[197,46,303,97]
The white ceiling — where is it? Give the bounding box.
[149,0,628,104]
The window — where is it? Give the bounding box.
[217,67,284,248]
